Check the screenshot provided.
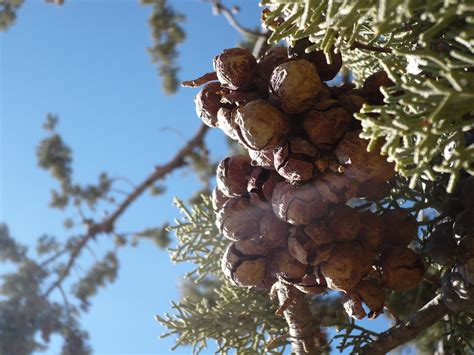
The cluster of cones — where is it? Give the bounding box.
[425,177,474,312]
[185,41,424,320]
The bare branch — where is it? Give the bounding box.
[360,295,448,354]
[211,0,264,39]
[42,125,209,297]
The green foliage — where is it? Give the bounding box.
[0,225,92,355]
[0,0,24,30]
[37,114,73,186]
[0,224,26,262]
[134,224,171,248]
[262,0,474,192]
[141,0,186,95]
[157,283,289,354]
[331,317,379,353]
[72,252,119,311]
[37,116,114,211]
[167,196,224,281]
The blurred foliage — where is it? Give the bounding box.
[0,224,92,354]
[1,114,208,352]
[141,0,186,94]
[0,0,24,30]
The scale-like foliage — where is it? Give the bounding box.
[261,0,474,192]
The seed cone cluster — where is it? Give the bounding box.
[188,42,424,320]
[425,177,474,311]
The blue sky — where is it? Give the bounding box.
[1,1,390,354]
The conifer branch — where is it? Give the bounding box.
[42,124,209,297]
[360,295,448,354]
[276,282,322,355]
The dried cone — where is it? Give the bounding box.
[441,266,474,312]
[274,136,319,182]
[303,108,353,148]
[363,71,395,105]
[308,49,342,81]
[216,108,238,140]
[270,249,307,282]
[215,197,264,241]
[304,220,334,245]
[272,181,328,225]
[335,130,395,183]
[342,292,366,320]
[255,46,288,95]
[328,83,356,99]
[453,208,474,241]
[424,217,457,266]
[314,173,359,205]
[294,272,327,295]
[194,82,222,127]
[270,59,322,113]
[221,239,275,288]
[211,186,229,211]
[287,38,342,81]
[343,279,385,319]
[356,279,385,318]
[288,227,333,266]
[320,241,366,291]
[213,48,257,90]
[220,90,261,107]
[381,209,417,247]
[339,94,367,115]
[247,167,283,209]
[358,212,384,254]
[216,155,253,197]
[248,148,275,170]
[328,205,361,242]
[356,180,391,201]
[235,100,289,151]
[380,247,424,291]
[259,213,289,248]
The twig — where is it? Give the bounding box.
[211,0,263,39]
[275,281,321,354]
[58,284,72,323]
[360,295,448,354]
[181,72,218,87]
[42,125,209,298]
[350,41,393,53]
[39,248,68,267]
[265,334,290,351]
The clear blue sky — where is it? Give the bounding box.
[0,1,389,354]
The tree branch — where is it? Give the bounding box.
[360,295,448,354]
[276,281,321,355]
[211,0,264,39]
[42,124,209,298]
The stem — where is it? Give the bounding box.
[360,295,448,354]
[276,282,321,354]
[181,72,218,88]
[350,41,393,53]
